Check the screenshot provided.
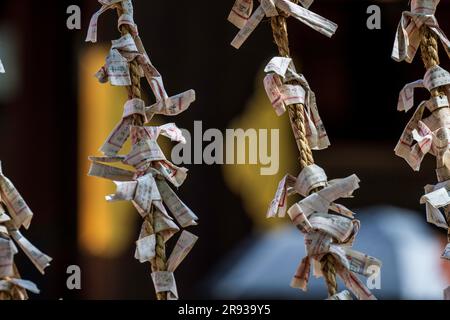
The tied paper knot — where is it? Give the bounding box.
[90,123,190,188]
[392,0,450,63]
[267,164,358,219]
[326,290,353,300]
[420,181,450,259]
[267,165,381,300]
[86,0,138,43]
[101,92,195,156]
[290,228,380,300]
[264,57,330,150]
[96,34,170,107]
[395,66,450,171]
[228,0,337,49]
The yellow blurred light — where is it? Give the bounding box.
[222,70,299,230]
[78,46,136,258]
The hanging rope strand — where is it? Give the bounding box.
[270,6,338,297]
[117,5,168,301]
[420,26,450,244]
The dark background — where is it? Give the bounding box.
[0,0,448,299]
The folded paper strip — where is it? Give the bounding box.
[228,0,337,49]
[392,0,450,63]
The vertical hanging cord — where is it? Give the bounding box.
[420,26,450,245]
[270,4,338,297]
[117,5,168,301]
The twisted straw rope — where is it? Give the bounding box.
[117,5,168,300]
[270,3,337,297]
[420,26,450,244]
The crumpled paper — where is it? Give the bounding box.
[228,0,337,49]
[268,164,381,300]
[263,56,329,150]
[392,0,450,63]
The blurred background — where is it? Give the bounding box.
[0,0,449,300]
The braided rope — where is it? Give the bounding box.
[270,16,315,170]
[419,26,450,244]
[117,5,168,301]
[270,6,338,297]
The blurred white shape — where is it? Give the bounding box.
[206,206,449,300]
[377,208,445,299]
[0,23,20,103]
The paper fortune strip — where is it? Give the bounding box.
[228,0,337,49]
[86,0,199,300]
[392,0,450,63]
[263,56,329,150]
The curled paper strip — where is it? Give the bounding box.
[0,59,4,73]
[267,165,381,300]
[264,57,330,150]
[392,0,450,63]
[89,126,198,299]
[86,0,138,43]
[228,0,337,49]
[87,0,198,301]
